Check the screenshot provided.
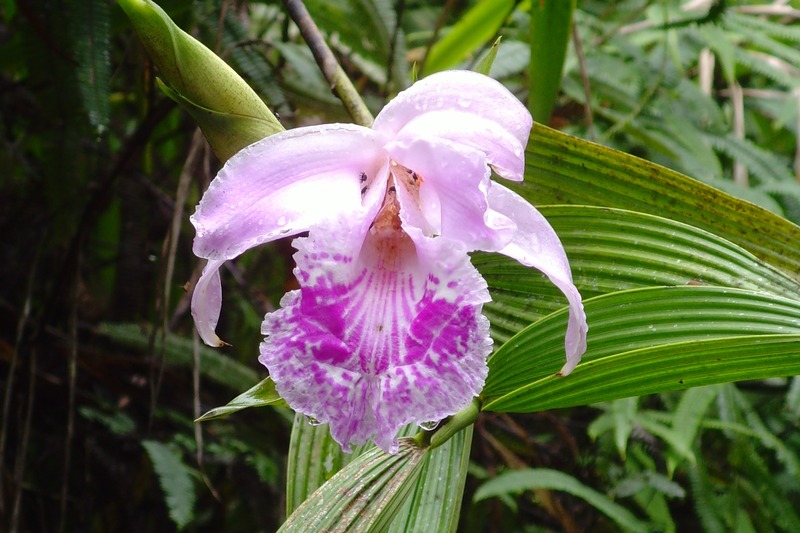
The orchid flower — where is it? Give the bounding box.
[190,70,587,454]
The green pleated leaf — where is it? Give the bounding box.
[387,426,472,533]
[475,206,800,341]
[424,0,514,74]
[528,0,575,122]
[195,376,287,422]
[285,413,368,516]
[279,438,426,533]
[474,468,649,533]
[482,287,800,411]
[517,124,800,281]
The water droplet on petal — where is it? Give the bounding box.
[277,216,287,226]
[418,420,440,431]
[305,415,323,426]
[458,98,471,108]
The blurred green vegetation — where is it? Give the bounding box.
[1,0,799,531]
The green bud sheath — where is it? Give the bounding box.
[119,0,284,161]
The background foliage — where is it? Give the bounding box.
[2,0,800,531]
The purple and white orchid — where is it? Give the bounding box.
[190,70,587,454]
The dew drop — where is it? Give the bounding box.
[277,216,287,226]
[418,420,440,431]
[305,415,323,426]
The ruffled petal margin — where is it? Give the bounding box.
[487,183,588,375]
[259,221,491,453]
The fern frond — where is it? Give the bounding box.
[142,440,197,530]
[705,133,795,184]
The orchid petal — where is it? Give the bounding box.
[191,123,388,261]
[392,110,527,181]
[373,70,531,150]
[487,184,588,375]
[191,259,225,346]
[259,222,491,453]
[388,137,515,251]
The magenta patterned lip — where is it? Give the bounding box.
[189,70,587,453]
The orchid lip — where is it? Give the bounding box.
[190,70,587,453]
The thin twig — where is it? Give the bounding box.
[419,0,457,75]
[0,238,41,513]
[385,0,406,98]
[10,348,37,533]
[795,88,800,182]
[193,330,220,500]
[730,81,748,186]
[571,21,595,140]
[282,0,373,127]
[58,259,81,533]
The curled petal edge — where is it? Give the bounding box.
[487,184,588,375]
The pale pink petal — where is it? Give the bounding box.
[190,124,390,346]
[392,110,527,181]
[191,259,225,347]
[259,221,491,453]
[372,70,531,152]
[388,136,516,252]
[487,184,588,375]
[191,123,389,260]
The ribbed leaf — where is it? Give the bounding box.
[475,206,800,341]
[482,286,800,411]
[387,427,472,533]
[279,438,426,532]
[474,468,649,533]
[516,124,800,281]
[285,413,367,516]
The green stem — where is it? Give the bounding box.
[282,0,374,127]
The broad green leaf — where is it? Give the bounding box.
[285,413,367,516]
[485,332,800,413]
[387,427,472,533]
[475,206,800,341]
[279,439,426,532]
[528,0,575,122]
[518,124,800,281]
[142,440,196,530]
[195,376,287,422]
[97,322,259,389]
[482,286,800,411]
[424,0,514,74]
[474,468,649,533]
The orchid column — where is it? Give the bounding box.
[190,71,587,453]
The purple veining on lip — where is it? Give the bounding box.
[190,70,588,453]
